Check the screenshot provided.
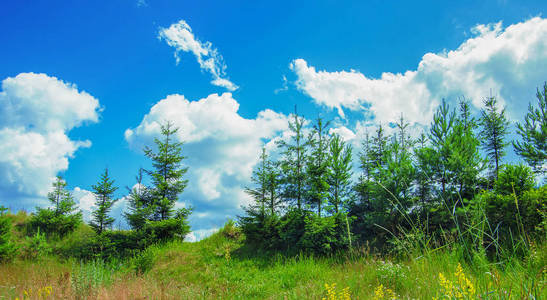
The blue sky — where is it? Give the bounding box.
[1,0,546,240]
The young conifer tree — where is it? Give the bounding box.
[265,159,282,215]
[451,99,485,198]
[513,82,547,174]
[479,95,510,180]
[31,176,81,237]
[277,109,308,210]
[306,117,331,216]
[144,121,188,220]
[429,99,456,194]
[245,147,269,216]
[245,147,282,215]
[327,134,353,213]
[90,168,118,234]
[124,168,154,230]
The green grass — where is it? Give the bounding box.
[1,225,545,299]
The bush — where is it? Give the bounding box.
[220,219,242,240]
[299,213,352,255]
[277,208,311,252]
[239,209,280,250]
[472,186,546,254]
[495,164,535,197]
[0,207,17,263]
[21,229,51,260]
[28,208,82,238]
[142,215,191,245]
[57,225,142,260]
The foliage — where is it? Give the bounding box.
[29,176,82,238]
[143,121,189,220]
[131,246,157,275]
[277,110,308,210]
[0,207,17,263]
[513,82,547,174]
[124,168,154,231]
[306,117,331,216]
[90,168,118,235]
[494,163,535,197]
[327,134,353,214]
[20,229,51,260]
[479,96,510,180]
[299,213,352,255]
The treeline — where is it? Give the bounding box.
[239,84,547,259]
[0,122,191,262]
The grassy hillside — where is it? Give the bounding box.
[1,222,545,299]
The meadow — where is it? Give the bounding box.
[0,218,545,299]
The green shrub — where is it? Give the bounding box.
[0,207,17,263]
[57,225,143,260]
[298,213,352,255]
[495,163,535,197]
[28,208,82,238]
[471,186,546,256]
[131,246,156,275]
[239,209,281,250]
[21,229,51,260]
[142,215,191,245]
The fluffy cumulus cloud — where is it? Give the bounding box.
[291,17,547,126]
[125,92,289,238]
[0,73,100,207]
[159,20,238,91]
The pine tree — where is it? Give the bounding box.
[30,176,81,237]
[265,159,282,215]
[327,134,353,213]
[413,133,435,205]
[124,168,154,231]
[48,176,72,216]
[90,168,118,234]
[450,99,485,198]
[513,82,547,174]
[429,99,456,194]
[354,131,375,205]
[277,109,308,210]
[245,147,269,216]
[144,121,188,220]
[479,95,510,180]
[306,117,331,216]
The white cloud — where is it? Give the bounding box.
[0,73,100,206]
[159,20,238,91]
[329,126,356,142]
[290,17,547,126]
[185,227,219,242]
[72,187,96,222]
[125,92,289,233]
